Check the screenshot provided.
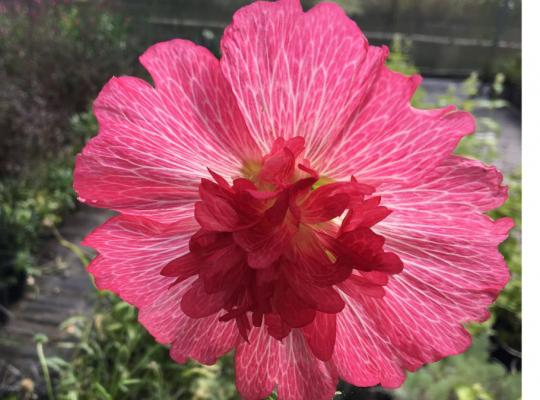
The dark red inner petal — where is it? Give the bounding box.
[162,136,403,360]
[302,312,337,362]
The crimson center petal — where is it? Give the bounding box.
[161,136,403,358]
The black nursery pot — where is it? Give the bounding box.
[503,80,522,110]
[0,258,27,324]
[490,308,522,371]
[338,382,394,400]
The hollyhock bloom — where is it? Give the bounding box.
[74,0,512,398]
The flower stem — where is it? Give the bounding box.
[35,334,56,400]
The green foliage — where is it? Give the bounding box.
[0,156,73,272]
[386,34,419,76]
[0,109,95,286]
[491,171,521,319]
[489,170,522,356]
[49,292,238,400]
[395,334,521,400]
[431,72,507,164]
[307,0,364,15]
[493,55,521,90]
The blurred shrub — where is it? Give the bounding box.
[491,171,521,320]
[50,292,238,400]
[395,334,521,400]
[385,34,426,106]
[386,34,419,76]
[489,170,521,365]
[493,54,521,109]
[0,110,96,303]
[0,0,137,176]
[433,72,506,163]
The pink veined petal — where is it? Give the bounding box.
[235,327,338,400]
[376,155,509,212]
[334,272,476,385]
[333,295,406,388]
[141,40,260,163]
[83,215,198,308]
[168,312,240,365]
[375,155,512,296]
[374,218,512,326]
[220,0,387,159]
[332,154,512,387]
[84,215,240,364]
[74,39,260,224]
[139,281,240,365]
[320,66,475,188]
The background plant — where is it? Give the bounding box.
[48,292,238,400]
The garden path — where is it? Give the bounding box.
[0,206,112,396]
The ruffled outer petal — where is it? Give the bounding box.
[140,282,240,365]
[375,155,511,298]
[75,39,260,224]
[220,0,387,160]
[377,155,509,212]
[332,155,512,387]
[321,67,475,188]
[83,215,198,307]
[83,215,240,363]
[235,327,338,400]
[333,295,406,388]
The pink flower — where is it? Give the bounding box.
[74,0,512,398]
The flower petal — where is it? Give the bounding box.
[83,215,198,308]
[138,278,240,364]
[235,328,338,400]
[180,279,228,318]
[377,155,509,212]
[302,312,336,361]
[84,215,239,364]
[375,155,512,295]
[332,154,512,387]
[333,295,406,388]
[169,313,239,365]
[221,0,386,159]
[321,67,475,188]
[75,39,259,224]
[273,283,316,328]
